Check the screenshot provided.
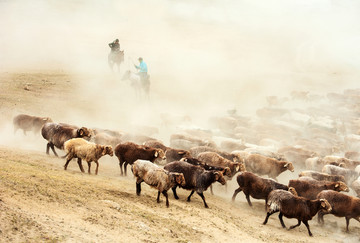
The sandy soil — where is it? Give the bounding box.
[0,71,359,243]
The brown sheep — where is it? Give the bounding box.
[132,160,185,207]
[64,138,113,175]
[13,114,53,135]
[317,190,360,232]
[180,157,232,177]
[322,164,359,185]
[288,179,349,200]
[41,123,92,156]
[197,152,245,180]
[114,142,165,176]
[263,189,332,236]
[170,133,217,150]
[232,172,289,208]
[245,154,294,180]
[299,170,346,183]
[164,161,226,208]
[94,132,122,148]
[143,140,168,152]
[190,146,242,163]
[165,148,191,164]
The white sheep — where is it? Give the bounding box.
[64,138,113,175]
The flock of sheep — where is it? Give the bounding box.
[11,88,360,237]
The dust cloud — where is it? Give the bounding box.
[1,0,360,119]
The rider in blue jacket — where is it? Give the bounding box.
[134,57,148,84]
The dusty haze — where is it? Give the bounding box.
[1,0,360,118]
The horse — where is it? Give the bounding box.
[108,50,124,72]
[121,70,150,99]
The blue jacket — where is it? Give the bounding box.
[135,61,148,73]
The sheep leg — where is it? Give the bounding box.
[118,159,124,176]
[263,212,275,225]
[87,162,91,174]
[157,191,161,203]
[163,191,169,207]
[136,181,142,196]
[64,156,73,170]
[278,212,287,228]
[187,190,195,202]
[303,220,312,236]
[95,161,99,175]
[124,162,128,176]
[210,185,214,195]
[245,194,253,207]
[171,186,179,199]
[77,158,85,173]
[345,217,350,232]
[46,143,51,155]
[197,192,209,208]
[50,143,58,157]
[232,187,242,201]
[289,219,301,230]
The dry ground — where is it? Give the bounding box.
[0,71,359,242]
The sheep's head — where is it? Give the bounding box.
[42,117,53,123]
[78,127,92,140]
[234,162,246,172]
[154,149,166,160]
[180,157,201,166]
[222,167,232,177]
[335,181,349,192]
[173,173,186,187]
[214,171,226,185]
[103,146,114,157]
[288,187,298,196]
[284,162,294,172]
[231,153,244,163]
[319,199,332,212]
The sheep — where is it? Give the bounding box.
[114,142,165,176]
[299,170,346,183]
[94,132,122,148]
[165,148,191,164]
[245,154,294,180]
[41,122,92,156]
[189,146,242,163]
[288,179,349,200]
[164,161,226,208]
[231,172,289,208]
[196,151,245,185]
[317,190,360,232]
[64,138,113,175]
[305,157,324,171]
[13,114,53,135]
[350,177,360,197]
[263,189,332,236]
[322,164,359,185]
[170,133,217,150]
[143,140,168,153]
[180,157,232,177]
[121,133,157,144]
[132,160,186,207]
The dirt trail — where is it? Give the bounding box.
[0,71,359,242]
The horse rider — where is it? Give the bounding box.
[108,39,120,53]
[134,57,149,86]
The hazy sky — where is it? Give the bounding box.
[1,0,360,114]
